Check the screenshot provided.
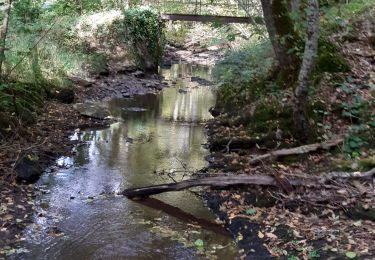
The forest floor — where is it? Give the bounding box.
[204,11,375,260]
[0,66,166,257]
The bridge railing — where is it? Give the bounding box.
[146,0,260,18]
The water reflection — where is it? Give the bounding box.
[24,64,237,260]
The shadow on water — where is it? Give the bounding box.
[21,64,238,259]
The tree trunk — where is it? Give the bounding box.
[0,0,12,82]
[293,0,319,142]
[260,0,301,83]
[260,0,283,65]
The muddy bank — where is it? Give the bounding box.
[74,69,166,102]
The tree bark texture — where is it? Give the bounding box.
[260,0,282,64]
[0,0,12,81]
[260,0,301,82]
[293,0,319,142]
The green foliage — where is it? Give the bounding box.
[164,22,191,48]
[123,8,165,71]
[341,95,365,120]
[245,208,257,215]
[194,239,204,247]
[345,251,357,259]
[321,0,374,32]
[212,41,273,106]
[13,0,44,24]
[308,250,320,258]
[0,82,44,124]
[344,124,369,158]
[50,0,103,15]
[1,2,111,125]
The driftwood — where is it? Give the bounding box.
[123,174,314,198]
[248,138,343,165]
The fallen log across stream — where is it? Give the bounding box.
[123,168,375,199]
[123,139,355,198]
[123,174,314,198]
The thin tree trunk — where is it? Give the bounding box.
[0,0,12,81]
[293,0,319,142]
[260,0,301,82]
[260,0,283,65]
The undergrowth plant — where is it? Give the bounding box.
[123,8,165,72]
[212,40,273,106]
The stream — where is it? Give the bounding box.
[21,64,238,259]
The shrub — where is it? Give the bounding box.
[123,8,165,72]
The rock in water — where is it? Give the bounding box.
[178,88,189,93]
[209,106,221,117]
[15,156,42,182]
[73,103,111,120]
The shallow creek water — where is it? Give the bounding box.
[22,64,238,259]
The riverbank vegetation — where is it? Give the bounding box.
[212,0,374,151]
[204,0,375,258]
[0,1,164,136]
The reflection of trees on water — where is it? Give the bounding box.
[160,63,212,82]
[162,87,215,123]
[75,63,215,196]
[80,120,207,187]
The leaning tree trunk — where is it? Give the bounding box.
[260,0,283,65]
[260,0,301,83]
[0,0,12,81]
[293,0,319,142]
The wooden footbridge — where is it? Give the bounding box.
[147,0,263,24]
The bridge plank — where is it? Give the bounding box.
[161,14,254,24]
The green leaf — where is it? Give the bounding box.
[245,208,257,215]
[194,239,204,247]
[345,251,356,258]
[349,141,359,148]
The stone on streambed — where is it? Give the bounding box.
[15,156,43,182]
[122,107,147,112]
[178,88,189,94]
[73,103,111,120]
[190,76,213,86]
[69,76,95,88]
[132,70,145,78]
